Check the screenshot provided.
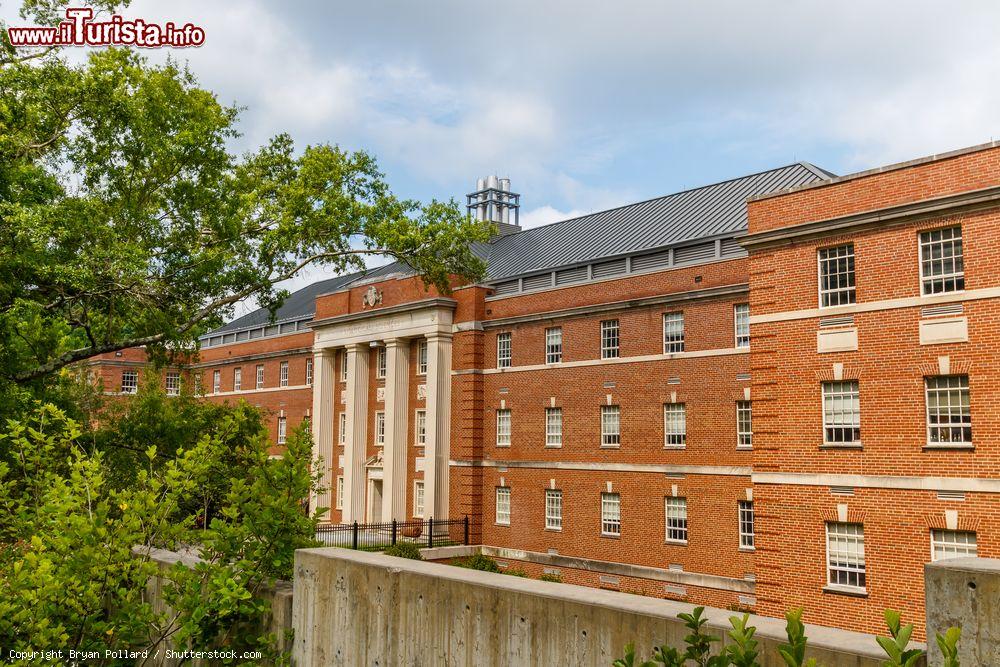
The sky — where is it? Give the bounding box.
[6,0,1000,304]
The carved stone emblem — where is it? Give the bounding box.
[416,384,427,400]
[362,286,383,309]
[376,387,386,402]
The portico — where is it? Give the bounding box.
[309,297,455,524]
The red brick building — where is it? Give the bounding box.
[93,143,1000,636]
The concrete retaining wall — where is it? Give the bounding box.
[292,547,895,667]
[925,557,1000,667]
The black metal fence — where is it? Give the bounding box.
[314,516,470,551]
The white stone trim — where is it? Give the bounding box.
[475,347,748,376]
[450,459,750,477]
[753,472,1000,494]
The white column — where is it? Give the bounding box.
[381,337,410,521]
[310,349,336,520]
[343,343,369,523]
[423,332,453,523]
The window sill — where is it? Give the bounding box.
[495,523,510,527]
[544,444,563,449]
[923,443,974,451]
[739,547,755,553]
[600,533,621,539]
[600,444,621,450]
[544,528,562,533]
[736,446,753,451]
[665,539,688,546]
[663,445,687,450]
[819,443,863,450]
[495,444,511,448]
[822,585,868,598]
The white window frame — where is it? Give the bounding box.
[826,522,866,591]
[601,319,620,359]
[664,497,688,544]
[165,371,180,396]
[601,405,621,448]
[931,529,977,561]
[495,487,511,526]
[336,476,344,509]
[734,304,750,348]
[497,332,512,369]
[919,226,964,296]
[413,480,425,518]
[663,403,687,448]
[415,409,427,446]
[338,412,347,444]
[305,358,313,386]
[340,351,348,382]
[233,367,242,392]
[545,407,563,447]
[663,312,685,353]
[736,400,752,449]
[376,347,387,379]
[822,381,861,445]
[121,370,138,395]
[212,370,221,394]
[496,409,512,447]
[545,489,563,530]
[374,411,385,445]
[277,416,287,445]
[545,327,563,364]
[601,492,621,536]
[417,340,428,376]
[925,375,972,446]
[818,244,857,308]
[738,500,754,550]
[256,364,265,389]
[279,361,289,387]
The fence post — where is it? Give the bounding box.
[391,519,397,546]
[428,517,434,548]
[464,515,470,545]
[352,521,359,550]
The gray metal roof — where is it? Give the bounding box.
[482,162,832,281]
[205,162,832,337]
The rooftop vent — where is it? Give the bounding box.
[467,175,521,235]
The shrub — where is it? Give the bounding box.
[451,554,501,572]
[505,568,528,577]
[383,542,423,560]
[539,573,562,583]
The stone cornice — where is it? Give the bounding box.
[310,297,458,329]
[192,346,312,368]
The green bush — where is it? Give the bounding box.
[505,568,528,577]
[451,554,501,572]
[539,573,562,583]
[384,542,423,560]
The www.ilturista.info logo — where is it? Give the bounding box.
[7,7,205,48]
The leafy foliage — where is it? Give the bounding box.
[539,573,563,583]
[678,607,728,667]
[383,542,423,560]
[451,553,501,572]
[876,609,924,667]
[778,608,817,667]
[0,402,323,663]
[724,614,759,667]
[936,626,961,667]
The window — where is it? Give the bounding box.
[601,492,621,536]
[121,370,138,394]
[375,412,385,445]
[545,327,563,364]
[822,381,861,444]
[417,340,428,375]
[734,304,750,348]
[256,364,265,389]
[826,522,866,590]
[414,481,425,518]
[663,312,685,353]
[376,347,387,379]
[165,371,180,396]
[664,497,688,543]
[340,351,348,382]
[926,376,972,445]
[212,370,221,394]
[739,500,754,550]
[496,409,512,447]
[497,332,512,369]
[305,358,313,386]
[601,319,620,359]
[736,401,753,449]
[545,490,563,530]
[545,408,563,447]
[277,416,287,445]
[663,403,687,448]
[338,412,347,444]
[336,477,344,509]
[495,487,511,525]
[601,405,621,447]
[415,409,427,446]
[931,529,977,561]
[234,367,242,392]
[920,227,964,295]
[279,361,289,387]
[818,244,856,307]
[194,374,203,396]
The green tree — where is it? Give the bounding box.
[0,1,493,412]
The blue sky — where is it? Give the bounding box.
[6,0,1000,302]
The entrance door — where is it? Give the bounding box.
[367,479,383,522]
